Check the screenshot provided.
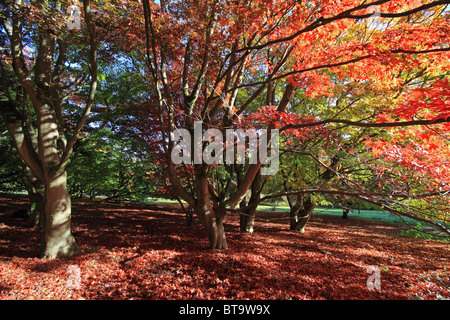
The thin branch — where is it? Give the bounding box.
[281,116,450,132]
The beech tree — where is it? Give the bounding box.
[125,0,450,248]
[0,0,98,259]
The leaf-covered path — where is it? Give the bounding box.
[0,195,448,300]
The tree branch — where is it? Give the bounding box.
[281,116,450,132]
[236,0,448,53]
[58,0,98,170]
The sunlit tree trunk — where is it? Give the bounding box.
[196,202,228,249]
[36,104,81,259]
[288,194,315,233]
[41,168,80,259]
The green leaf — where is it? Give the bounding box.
[98,73,106,82]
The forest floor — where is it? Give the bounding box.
[0,194,448,300]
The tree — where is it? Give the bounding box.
[67,127,156,201]
[67,53,155,202]
[0,0,98,259]
[130,0,450,248]
[362,79,450,232]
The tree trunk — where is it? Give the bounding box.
[289,201,302,230]
[342,208,349,219]
[196,200,228,249]
[21,166,45,228]
[341,199,353,219]
[40,169,81,259]
[207,218,228,249]
[239,170,261,234]
[193,167,228,249]
[177,197,194,226]
[27,188,45,228]
[240,207,256,234]
[185,206,195,226]
[289,195,315,233]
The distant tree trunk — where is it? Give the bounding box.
[342,208,350,219]
[341,199,353,219]
[186,206,194,226]
[27,190,45,228]
[288,194,315,233]
[177,197,194,226]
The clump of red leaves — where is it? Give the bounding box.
[0,195,448,300]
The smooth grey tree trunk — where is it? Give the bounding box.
[40,169,81,259]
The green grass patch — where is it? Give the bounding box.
[258,204,449,241]
[257,204,414,224]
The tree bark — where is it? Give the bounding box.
[196,200,228,249]
[193,167,228,249]
[289,194,315,233]
[342,208,350,219]
[207,218,228,249]
[21,166,45,228]
[40,169,81,259]
[240,170,261,234]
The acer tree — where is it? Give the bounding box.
[0,0,99,259]
[130,0,450,248]
[255,73,450,234]
[251,77,450,236]
[362,79,450,233]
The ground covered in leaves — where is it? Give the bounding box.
[0,195,448,300]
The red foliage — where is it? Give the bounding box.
[394,78,450,123]
[0,195,448,300]
[365,79,450,187]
